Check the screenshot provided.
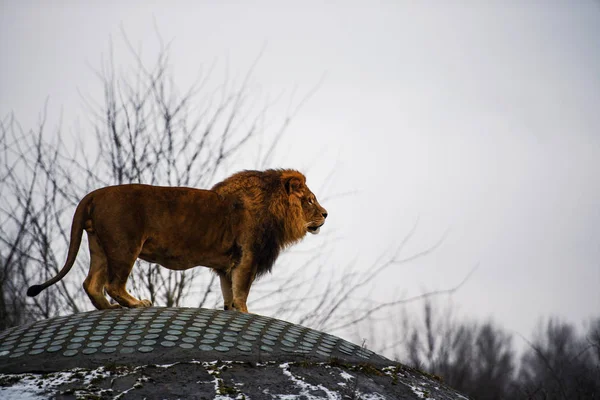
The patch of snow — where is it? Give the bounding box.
[0,382,46,400]
[256,361,277,367]
[359,394,386,400]
[409,384,436,399]
[381,365,406,378]
[277,363,341,400]
[202,361,242,400]
[114,375,150,400]
[81,366,112,385]
[0,365,142,399]
[334,367,389,400]
[153,362,181,368]
[0,369,102,399]
[339,371,354,381]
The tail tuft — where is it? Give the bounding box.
[27,285,43,297]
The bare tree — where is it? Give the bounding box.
[518,318,600,399]
[588,318,600,368]
[399,302,600,400]
[0,115,33,329]
[402,300,517,400]
[472,322,516,398]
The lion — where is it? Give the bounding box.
[26,169,327,313]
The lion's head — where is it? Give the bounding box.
[283,171,328,236]
[213,169,328,242]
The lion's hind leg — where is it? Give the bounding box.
[84,233,120,310]
[105,252,152,308]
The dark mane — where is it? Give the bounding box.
[252,218,283,277]
[249,170,287,277]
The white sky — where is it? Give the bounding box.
[1,0,599,347]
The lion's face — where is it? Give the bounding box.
[283,172,328,236]
[301,189,328,234]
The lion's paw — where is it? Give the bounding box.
[139,299,153,307]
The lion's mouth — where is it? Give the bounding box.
[307,223,324,234]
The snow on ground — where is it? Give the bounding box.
[0,368,110,399]
[276,362,342,400]
[0,361,457,399]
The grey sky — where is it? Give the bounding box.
[1,1,599,347]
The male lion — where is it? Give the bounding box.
[27,169,327,313]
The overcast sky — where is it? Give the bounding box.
[1,1,599,346]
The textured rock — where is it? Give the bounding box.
[0,308,468,399]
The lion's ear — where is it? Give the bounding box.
[285,177,303,195]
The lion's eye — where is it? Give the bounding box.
[307,198,313,205]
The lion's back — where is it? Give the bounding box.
[87,184,239,237]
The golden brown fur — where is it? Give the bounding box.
[26,169,327,313]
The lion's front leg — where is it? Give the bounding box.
[230,256,256,313]
[218,272,234,310]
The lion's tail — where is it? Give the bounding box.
[27,193,93,297]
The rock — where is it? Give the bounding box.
[0,307,468,399]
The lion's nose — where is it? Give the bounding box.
[322,212,328,219]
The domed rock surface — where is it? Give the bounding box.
[0,308,467,399]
